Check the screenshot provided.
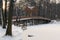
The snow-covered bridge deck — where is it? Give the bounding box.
[12,16,51,21]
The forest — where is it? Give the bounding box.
[0,0,60,36]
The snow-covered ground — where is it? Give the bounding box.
[0,25,23,40]
[0,20,60,40]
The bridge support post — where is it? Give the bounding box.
[32,19,34,25]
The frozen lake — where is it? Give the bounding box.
[22,20,60,40]
[0,20,60,40]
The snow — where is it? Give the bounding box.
[0,20,60,40]
[0,25,23,40]
[28,6,35,10]
[22,20,60,40]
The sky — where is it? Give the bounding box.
[16,0,60,3]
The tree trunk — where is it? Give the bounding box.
[0,0,3,25]
[3,0,7,28]
[0,0,6,28]
[2,0,7,28]
[0,0,2,24]
[2,10,6,28]
[5,0,14,36]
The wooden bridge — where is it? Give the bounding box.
[12,16,51,21]
[12,16,51,25]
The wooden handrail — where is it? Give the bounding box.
[12,16,51,21]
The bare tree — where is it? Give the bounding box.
[0,0,3,25]
[0,0,6,28]
[2,0,7,29]
[5,0,14,36]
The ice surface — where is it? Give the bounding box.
[22,20,60,40]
